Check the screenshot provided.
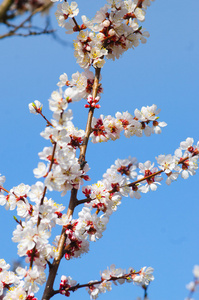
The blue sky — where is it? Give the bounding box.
[0,1,199,300]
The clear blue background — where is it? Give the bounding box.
[0,1,199,299]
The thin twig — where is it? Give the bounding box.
[52,269,140,296]
[30,142,57,269]
[0,2,52,40]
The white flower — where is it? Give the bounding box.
[103,115,123,141]
[116,111,142,137]
[138,161,162,192]
[71,71,87,92]
[133,266,154,286]
[28,181,44,202]
[3,285,27,300]
[0,193,16,210]
[49,89,68,112]
[0,259,10,272]
[174,149,198,179]
[77,207,109,241]
[134,104,160,122]
[23,265,46,293]
[86,281,100,299]
[55,2,79,27]
[61,1,79,18]
[33,162,48,178]
[12,183,30,197]
[101,264,125,280]
[156,154,176,174]
[113,156,138,178]
[180,137,194,151]
[57,73,69,87]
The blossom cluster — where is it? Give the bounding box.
[56,70,102,104]
[58,264,154,299]
[91,104,167,143]
[54,0,154,69]
[0,180,66,296]
[44,137,199,262]
[0,259,38,299]
[30,98,90,195]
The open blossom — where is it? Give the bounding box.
[101,264,125,282]
[60,1,79,18]
[28,181,44,202]
[86,281,101,300]
[76,207,109,241]
[91,115,108,143]
[0,259,10,272]
[0,193,17,210]
[33,162,48,178]
[138,160,162,192]
[49,89,69,112]
[112,156,138,179]
[17,265,46,293]
[103,115,123,141]
[180,137,194,152]
[57,73,69,87]
[0,269,20,294]
[180,137,199,157]
[71,71,87,92]
[156,154,176,174]
[116,111,142,137]
[55,2,79,27]
[174,148,198,179]
[133,266,154,286]
[12,183,30,198]
[3,285,27,300]
[134,104,160,122]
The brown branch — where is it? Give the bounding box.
[7,28,55,37]
[41,188,78,300]
[0,185,9,194]
[41,68,102,300]
[79,67,101,168]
